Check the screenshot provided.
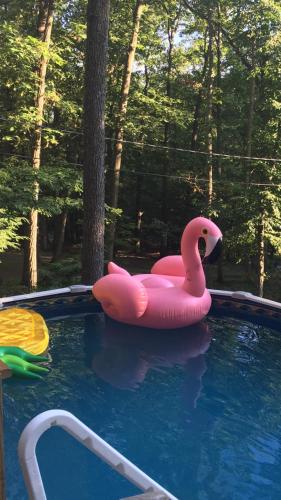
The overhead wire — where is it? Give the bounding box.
[108,166,281,188]
[104,138,281,164]
[1,117,281,163]
[0,152,280,188]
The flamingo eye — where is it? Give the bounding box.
[202,228,208,235]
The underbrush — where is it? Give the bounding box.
[0,251,280,303]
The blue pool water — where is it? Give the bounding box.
[4,309,281,499]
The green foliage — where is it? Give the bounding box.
[39,257,81,287]
[105,204,122,225]
[0,210,23,254]
[114,216,137,253]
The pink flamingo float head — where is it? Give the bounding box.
[93,216,222,329]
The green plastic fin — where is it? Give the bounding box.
[0,346,48,362]
[6,362,43,380]
[25,361,49,374]
[2,354,48,379]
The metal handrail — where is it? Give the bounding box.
[18,410,177,500]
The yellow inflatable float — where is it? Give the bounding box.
[0,308,49,379]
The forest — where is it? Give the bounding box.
[0,0,280,301]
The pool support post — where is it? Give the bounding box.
[0,360,12,500]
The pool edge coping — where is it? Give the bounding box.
[0,285,280,309]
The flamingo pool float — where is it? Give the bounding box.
[93,217,222,329]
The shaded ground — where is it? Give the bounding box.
[0,250,280,302]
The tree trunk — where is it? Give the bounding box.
[52,211,68,262]
[81,0,110,285]
[134,64,149,255]
[190,28,208,150]
[245,74,256,184]
[245,42,256,184]
[24,0,54,289]
[135,65,150,255]
[215,5,222,177]
[160,29,172,255]
[160,121,169,257]
[245,51,256,278]
[107,0,145,261]
[257,211,265,297]
[21,223,29,286]
[135,207,143,255]
[135,164,143,254]
[206,15,214,209]
[160,10,181,257]
[216,5,224,283]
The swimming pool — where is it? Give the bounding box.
[3,297,281,500]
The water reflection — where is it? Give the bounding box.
[85,317,212,408]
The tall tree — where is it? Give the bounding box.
[25,0,55,289]
[160,1,182,256]
[81,0,110,284]
[107,0,145,261]
[206,7,214,209]
[190,28,208,150]
[215,1,224,282]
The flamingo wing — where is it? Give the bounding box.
[93,274,148,321]
[151,255,185,277]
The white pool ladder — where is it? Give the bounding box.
[18,410,177,500]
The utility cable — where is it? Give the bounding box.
[1,153,280,188]
[1,117,281,163]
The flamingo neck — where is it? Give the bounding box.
[181,229,206,297]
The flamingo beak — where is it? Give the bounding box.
[202,236,222,264]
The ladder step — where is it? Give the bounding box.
[120,492,171,500]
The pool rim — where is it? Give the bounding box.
[0,285,280,330]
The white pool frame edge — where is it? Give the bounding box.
[0,285,93,307]
[0,285,280,311]
[209,288,281,311]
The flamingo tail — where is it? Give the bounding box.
[108,261,130,275]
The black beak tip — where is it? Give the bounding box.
[202,238,223,265]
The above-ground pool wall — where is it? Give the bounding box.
[0,286,280,330]
[210,290,281,331]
